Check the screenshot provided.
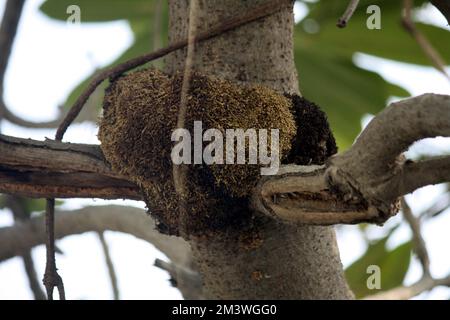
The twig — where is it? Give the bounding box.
[98,232,120,300]
[0,204,197,298]
[401,198,430,277]
[0,0,25,85]
[365,274,450,300]
[54,0,289,141]
[176,0,198,137]
[42,198,65,300]
[0,0,65,300]
[401,0,450,81]
[337,0,360,28]
[5,195,46,300]
[0,5,46,299]
[1,204,199,297]
[172,0,199,237]
[399,156,450,196]
[419,191,450,219]
[0,205,191,265]
[253,94,450,225]
[365,196,449,300]
[0,0,63,128]
[22,252,46,300]
[0,103,63,128]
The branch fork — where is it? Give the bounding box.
[0,94,448,228]
[253,94,450,226]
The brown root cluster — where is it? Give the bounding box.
[98,68,336,237]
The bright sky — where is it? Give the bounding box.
[0,0,449,300]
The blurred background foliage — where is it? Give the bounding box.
[28,0,449,298]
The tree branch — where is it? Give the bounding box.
[0,0,441,237]
[251,164,379,225]
[0,101,63,128]
[253,94,450,225]
[0,205,197,298]
[0,93,448,228]
[419,189,450,219]
[0,205,191,265]
[5,195,46,300]
[0,0,25,83]
[43,198,65,300]
[327,94,450,211]
[0,134,141,199]
[98,232,119,300]
[337,0,360,28]
[0,0,64,128]
[365,274,450,300]
[402,0,450,80]
[21,251,46,300]
[363,184,450,301]
[172,0,200,238]
[395,156,450,196]
[365,197,448,300]
[401,198,430,277]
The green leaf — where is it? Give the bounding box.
[294,46,396,149]
[23,199,63,215]
[293,0,440,150]
[381,241,413,291]
[299,0,450,66]
[60,22,155,118]
[345,237,412,299]
[61,76,106,123]
[387,82,411,98]
[54,2,169,122]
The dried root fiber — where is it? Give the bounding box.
[98,68,336,238]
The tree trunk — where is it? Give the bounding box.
[165,0,353,299]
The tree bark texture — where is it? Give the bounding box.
[165,0,353,299]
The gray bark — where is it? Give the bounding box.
[165,0,353,299]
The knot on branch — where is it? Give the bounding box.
[251,164,384,225]
[324,164,400,224]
